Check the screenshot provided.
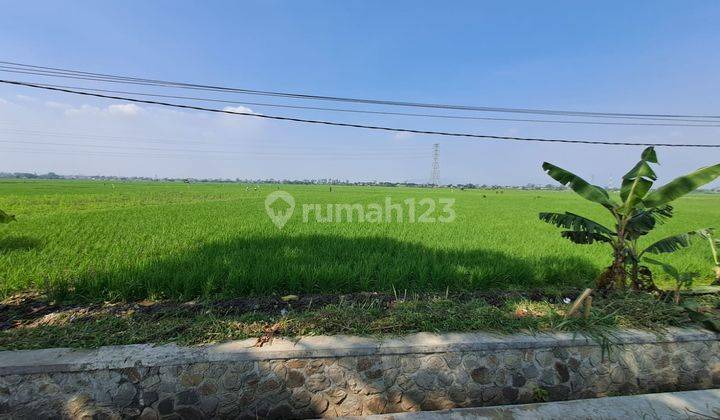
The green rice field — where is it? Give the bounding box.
[0,180,718,302]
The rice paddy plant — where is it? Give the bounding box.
[0,179,718,302]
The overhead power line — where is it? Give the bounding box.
[1,79,718,148]
[5,67,703,124]
[14,82,720,128]
[2,61,720,120]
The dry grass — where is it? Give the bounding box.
[2,290,716,350]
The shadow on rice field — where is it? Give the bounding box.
[47,234,598,302]
[0,235,43,254]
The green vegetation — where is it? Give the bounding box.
[540,147,720,290]
[0,208,15,224]
[700,229,720,284]
[2,178,719,349]
[0,179,719,302]
[644,258,697,304]
[3,291,717,350]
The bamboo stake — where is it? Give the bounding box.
[565,288,593,319]
[583,296,593,319]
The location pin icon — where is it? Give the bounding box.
[265,191,295,229]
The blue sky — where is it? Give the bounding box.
[1,1,719,185]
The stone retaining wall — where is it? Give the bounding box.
[1,329,718,419]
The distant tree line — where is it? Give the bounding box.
[0,172,718,192]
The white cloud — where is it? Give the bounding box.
[44,101,71,110]
[64,103,142,117]
[64,104,101,117]
[107,103,142,116]
[222,105,255,114]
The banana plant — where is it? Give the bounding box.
[646,255,720,332]
[539,147,720,290]
[643,257,697,303]
[626,228,712,290]
[699,229,720,284]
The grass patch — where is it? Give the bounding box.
[2,291,716,350]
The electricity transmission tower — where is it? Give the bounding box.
[430,143,440,186]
